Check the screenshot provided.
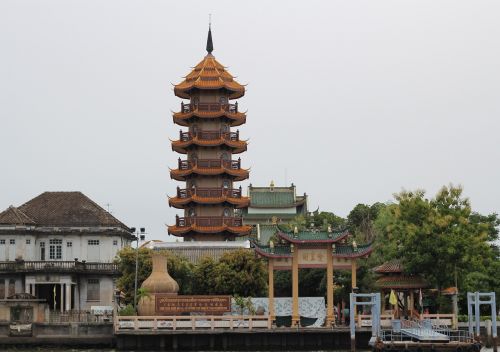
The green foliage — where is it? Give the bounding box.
[115,247,194,305]
[373,185,500,312]
[233,295,255,315]
[309,211,346,231]
[118,304,136,316]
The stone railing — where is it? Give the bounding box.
[0,260,119,274]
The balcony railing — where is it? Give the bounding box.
[175,216,244,227]
[0,260,119,274]
[179,130,239,142]
[180,102,238,114]
[177,158,241,170]
[176,187,243,199]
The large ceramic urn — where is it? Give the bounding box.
[137,253,179,316]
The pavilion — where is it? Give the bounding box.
[253,225,372,327]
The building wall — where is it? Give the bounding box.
[0,232,129,262]
[78,276,115,310]
[247,207,297,215]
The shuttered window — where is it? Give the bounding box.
[87,279,100,301]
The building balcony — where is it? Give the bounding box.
[168,187,250,209]
[170,158,249,181]
[168,216,252,237]
[181,102,238,114]
[0,260,120,275]
[173,102,246,127]
[172,130,247,154]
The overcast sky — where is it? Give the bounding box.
[1,1,499,241]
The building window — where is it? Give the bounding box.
[9,239,15,245]
[49,239,62,260]
[87,279,100,301]
[0,240,5,245]
[26,239,31,245]
[88,240,99,246]
[40,241,45,260]
[113,240,118,246]
[67,242,72,247]
[0,280,4,299]
[8,279,15,297]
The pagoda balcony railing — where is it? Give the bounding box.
[180,102,238,114]
[179,130,239,142]
[175,216,243,227]
[177,158,241,170]
[0,260,119,274]
[176,186,243,199]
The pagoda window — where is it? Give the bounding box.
[222,179,230,189]
[223,208,231,217]
[221,124,229,133]
[219,96,227,104]
[191,124,198,135]
[189,152,198,162]
[220,152,230,161]
[188,208,196,217]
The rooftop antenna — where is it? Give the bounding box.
[105,203,112,214]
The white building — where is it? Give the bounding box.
[0,192,133,312]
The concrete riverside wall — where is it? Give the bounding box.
[0,322,114,347]
[116,329,373,351]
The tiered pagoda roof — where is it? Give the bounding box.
[168,187,249,209]
[171,131,247,154]
[174,55,245,99]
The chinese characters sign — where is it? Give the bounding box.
[155,295,231,315]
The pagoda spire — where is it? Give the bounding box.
[206,21,213,54]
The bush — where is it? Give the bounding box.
[118,304,136,316]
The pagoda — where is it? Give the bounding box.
[168,26,252,241]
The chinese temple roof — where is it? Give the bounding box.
[168,224,252,237]
[174,28,245,100]
[171,137,247,154]
[248,184,307,209]
[170,166,249,182]
[374,260,404,273]
[278,227,350,243]
[375,275,430,290]
[168,194,250,209]
[253,242,373,259]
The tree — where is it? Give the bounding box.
[212,249,267,297]
[374,185,500,296]
[115,247,194,305]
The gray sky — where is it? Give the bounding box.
[1,0,499,241]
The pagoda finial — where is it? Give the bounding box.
[206,15,214,54]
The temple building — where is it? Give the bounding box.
[168,26,251,241]
[0,192,132,311]
[242,182,308,226]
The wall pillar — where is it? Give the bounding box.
[65,283,72,311]
[326,247,334,326]
[292,246,299,327]
[60,284,64,313]
[351,259,357,291]
[268,259,275,323]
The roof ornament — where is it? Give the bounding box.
[206,14,214,54]
[269,240,275,254]
[293,226,298,235]
[270,180,275,191]
[331,243,336,254]
[352,240,358,252]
